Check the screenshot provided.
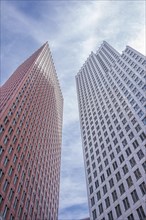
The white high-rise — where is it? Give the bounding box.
[76,41,146,220]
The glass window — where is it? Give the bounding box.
[134,168,142,180]
[136,206,146,219]
[123,197,130,210]
[126,176,133,188]
[139,182,146,196]
[115,204,122,217]
[131,190,139,203]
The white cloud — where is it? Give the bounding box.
[128,28,146,55]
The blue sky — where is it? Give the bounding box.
[1,1,145,219]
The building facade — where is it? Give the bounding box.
[76,41,146,220]
[0,42,63,220]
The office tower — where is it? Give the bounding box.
[76,41,146,220]
[0,42,63,220]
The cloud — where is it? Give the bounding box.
[59,122,89,219]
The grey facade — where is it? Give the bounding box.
[76,41,146,220]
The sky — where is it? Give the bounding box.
[1,0,145,219]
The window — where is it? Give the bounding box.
[142,161,146,172]
[105,196,110,208]
[115,204,122,217]
[140,132,146,142]
[13,197,18,209]
[123,197,130,210]
[10,214,14,220]
[98,203,103,214]
[3,136,9,145]
[97,191,101,200]
[103,185,107,195]
[89,186,93,195]
[119,154,124,163]
[101,174,105,182]
[136,206,146,219]
[8,166,13,176]
[116,171,121,182]
[13,175,18,185]
[3,179,9,192]
[13,155,17,164]
[116,146,121,154]
[92,209,97,220]
[99,164,103,173]
[112,190,118,202]
[109,178,114,188]
[126,147,131,156]
[95,180,99,188]
[110,152,115,160]
[3,156,9,167]
[104,158,109,167]
[8,189,14,201]
[91,197,95,206]
[137,149,144,160]
[126,176,133,188]
[122,164,129,174]
[139,182,146,196]
[127,213,135,220]
[132,140,139,149]
[106,168,111,177]
[119,183,125,195]
[8,146,13,154]
[122,139,127,147]
[125,125,130,132]
[18,205,23,217]
[3,205,9,219]
[108,211,114,220]
[128,132,134,140]
[135,124,141,133]
[129,157,136,168]
[131,190,139,203]
[134,168,142,180]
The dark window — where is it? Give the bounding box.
[139,182,146,196]
[109,178,114,188]
[108,211,114,220]
[134,168,142,180]
[123,197,130,210]
[127,213,135,220]
[136,206,146,219]
[132,140,139,149]
[142,161,146,172]
[126,176,133,188]
[119,183,125,195]
[122,164,129,174]
[126,147,131,156]
[92,209,97,220]
[91,197,95,206]
[131,190,139,203]
[129,157,136,168]
[97,191,101,201]
[98,203,103,214]
[103,185,107,195]
[137,149,144,160]
[105,196,110,208]
[115,204,122,217]
[116,171,121,182]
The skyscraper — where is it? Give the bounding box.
[0,42,63,220]
[76,41,146,220]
